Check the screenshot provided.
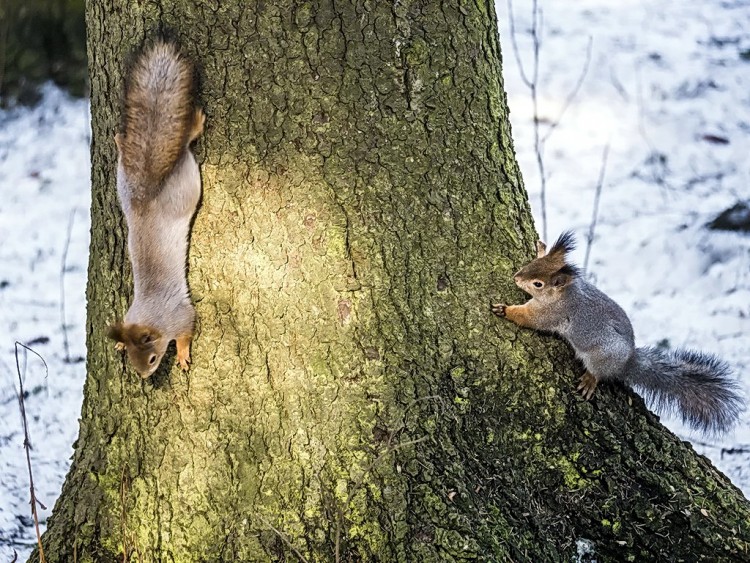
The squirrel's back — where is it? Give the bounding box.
[119,41,196,201]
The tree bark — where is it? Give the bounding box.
[39,1,750,561]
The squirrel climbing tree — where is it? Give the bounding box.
[37,1,750,561]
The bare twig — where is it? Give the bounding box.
[529,0,547,242]
[14,342,48,563]
[60,208,76,363]
[508,0,547,240]
[583,144,610,274]
[506,0,532,88]
[506,0,594,242]
[257,515,310,563]
[541,36,593,144]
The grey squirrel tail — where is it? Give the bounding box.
[119,40,195,199]
[624,346,742,434]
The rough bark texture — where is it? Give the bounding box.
[39,1,750,561]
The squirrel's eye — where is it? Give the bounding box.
[148,354,157,365]
[533,281,543,288]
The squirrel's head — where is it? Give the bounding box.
[107,322,167,378]
[513,231,579,298]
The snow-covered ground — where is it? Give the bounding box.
[0,86,90,559]
[1,0,749,558]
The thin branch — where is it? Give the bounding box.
[583,144,610,274]
[14,342,48,563]
[530,0,542,88]
[532,122,548,242]
[257,515,310,563]
[528,0,548,241]
[507,0,594,242]
[541,36,593,144]
[60,208,76,363]
[506,0,532,88]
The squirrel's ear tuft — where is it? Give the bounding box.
[536,240,547,258]
[551,264,579,287]
[550,272,572,288]
[559,264,580,278]
[107,323,125,342]
[548,231,576,256]
[127,325,162,349]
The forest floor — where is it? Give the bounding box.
[1,0,750,559]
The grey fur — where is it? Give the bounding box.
[625,347,741,434]
[118,150,200,332]
[540,277,741,434]
[499,233,743,434]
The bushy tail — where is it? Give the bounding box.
[119,40,195,198]
[624,346,742,434]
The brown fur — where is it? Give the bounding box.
[119,40,196,202]
[108,322,165,377]
[111,39,204,377]
[175,333,192,370]
[513,231,579,292]
[108,322,162,350]
[492,303,540,328]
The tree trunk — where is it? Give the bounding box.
[39,1,750,561]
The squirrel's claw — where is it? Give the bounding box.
[114,341,126,352]
[176,334,192,372]
[491,303,507,317]
[578,372,599,400]
[177,351,191,371]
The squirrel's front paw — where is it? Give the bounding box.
[114,341,126,352]
[491,303,507,317]
[176,334,192,372]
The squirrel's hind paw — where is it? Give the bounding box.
[189,108,206,143]
[577,372,598,401]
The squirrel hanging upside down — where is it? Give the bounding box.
[492,232,742,434]
[108,40,205,378]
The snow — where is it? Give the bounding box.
[0,86,90,559]
[1,0,749,557]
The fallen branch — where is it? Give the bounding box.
[14,342,48,563]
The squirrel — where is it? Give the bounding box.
[491,231,742,434]
[107,40,205,378]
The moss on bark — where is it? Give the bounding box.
[37,0,750,561]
